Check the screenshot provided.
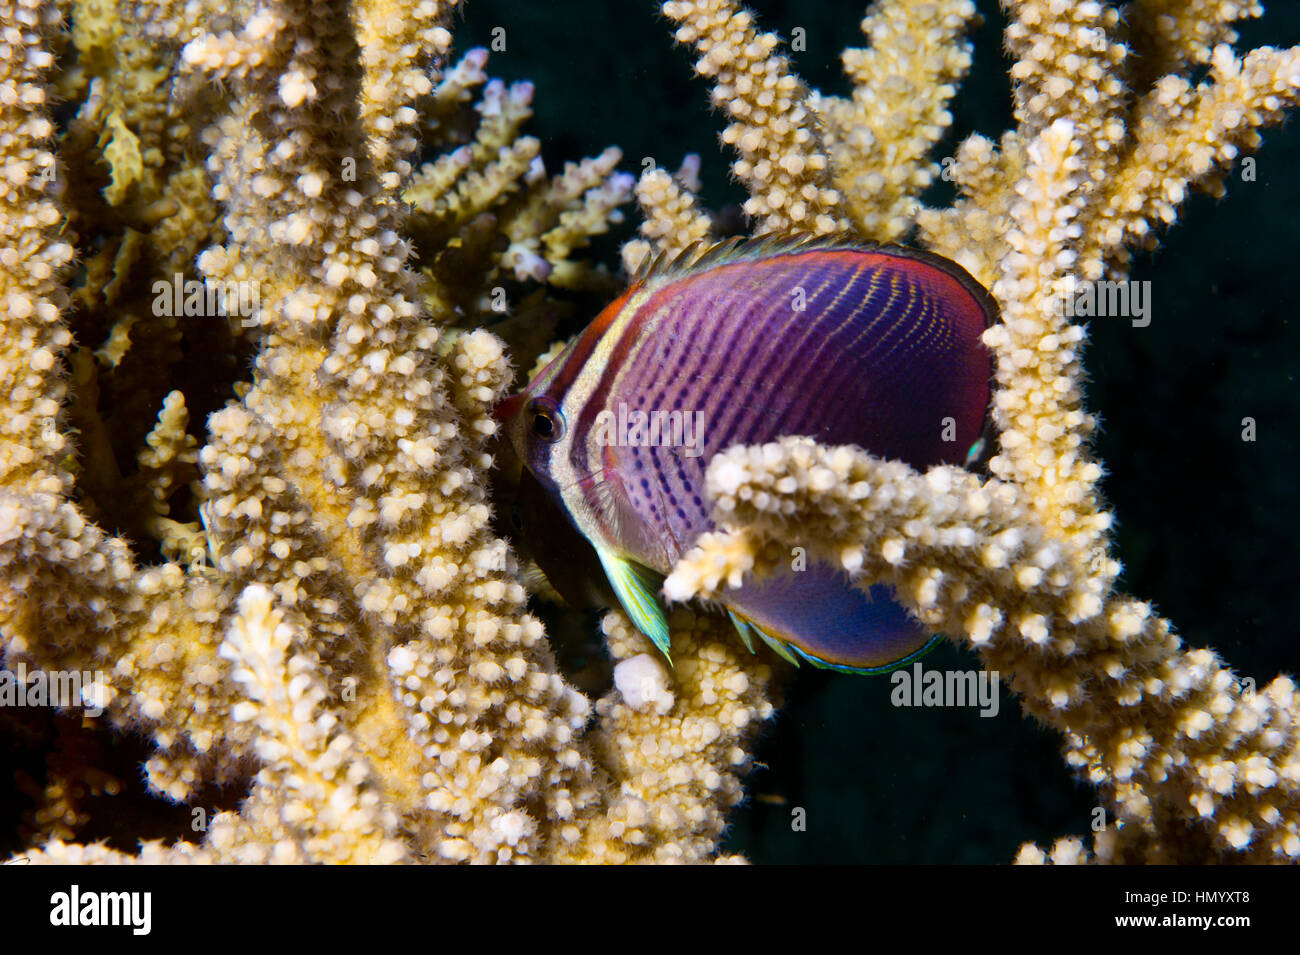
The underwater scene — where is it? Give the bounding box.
[0,0,1297,867]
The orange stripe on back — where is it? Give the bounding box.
[544,283,643,400]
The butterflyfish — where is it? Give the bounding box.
[496,239,995,674]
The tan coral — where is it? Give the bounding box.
[666,437,1300,861]
[814,0,979,241]
[1,0,775,865]
[662,0,848,237]
[621,156,714,274]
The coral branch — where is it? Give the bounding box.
[662,0,848,236]
[667,438,1300,861]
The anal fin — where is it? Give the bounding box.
[719,562,937,675]
[726,610,756,655]
[728,607,804,666]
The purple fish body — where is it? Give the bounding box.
[497,240,995,673]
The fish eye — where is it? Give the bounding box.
[526,397,564,442]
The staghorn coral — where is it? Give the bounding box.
[1,0,764,863]
[0,0,1296,864]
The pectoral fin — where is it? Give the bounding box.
[595,544,672,661]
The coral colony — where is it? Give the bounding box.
[0,0,1297,862]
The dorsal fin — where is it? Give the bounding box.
[628,234,860,286]
[626,236,1000,330]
